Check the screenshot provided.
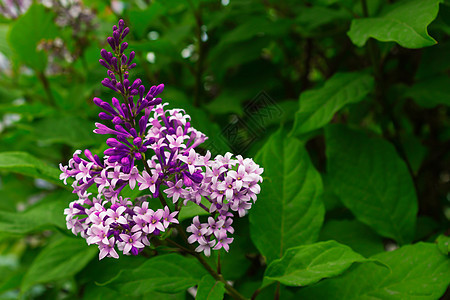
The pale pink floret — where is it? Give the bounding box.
[178,148,199,174]
[141,209,165,234]
[99,237,119,260]
[87,223,110,245]
[162,206,179,228]
[119,166,140,189]
[137,170,158,193]
[75,162,93,182]
[195,237,215,256]
[164,179,186,203]
[213,232,233,252]
[59,163,70,185]
[107,165,122,187]
[119,232,144,255]
[102,206,128,226]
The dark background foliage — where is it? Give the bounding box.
[0,0,449,299]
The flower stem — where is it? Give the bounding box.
[173,223,247,299]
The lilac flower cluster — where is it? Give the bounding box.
[60,20,263,260]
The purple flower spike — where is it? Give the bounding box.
[61,19,263,261]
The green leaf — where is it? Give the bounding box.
[106,254,207,295]
[0,152,63,186]
[8,4,58,70]
[265,241,368,287]
[404,76,450,107]
[22,237,97,292]
[290,72,374,136]
[295,6,351,34]
[250,128,324,263]
[196,275,225,300]
[0,24,12,57]
[326,125,418,244]
[179,197,211,222]
[297,243,450,299]
[32,114,103,147]
[347,0,443,49]
[0,191,72,234]
[319,219,384,257]
[437,235,450,255]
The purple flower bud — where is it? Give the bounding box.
[122,27,129,39]
[138,85,145,99]
[131,79,141,90]
[130,89,139,95]
[107,37,116,51]
[128,63,136,70]
[100,49,110,62]
[118,19,124,32]
[84,149,95,162]
[94,123,118,135]
[93,154,103,167]
[111,57,118,71]
[183,172,193,187]
[112,97,124,115]
[129,128,138,138]
[134,152,142,160]
[113,30,120,44]
[108,155,121,163]
[99,59,110,69]
[99,112,113,120]
[116,82,124,93]
[73,153,82,164]
[148,97,162,106]
[127,51,135,65]
[127,96,135,109]
[123,79,130,90]
[93,97,103,107]
[131,247,139,256]
[121,54,127,65]
[100,102,118,115]
[154,83,165,96]
[143,138,155,146]
[115,125,132,137]
[124,71,129,79]
[120,42,128,54]
[133,137,142,146]
[106,138,121,147]
[107,70,115,79]
[139,146,148,152]
[121,156,130,166]
[113,25,118,31]
[121,103,130,119]
[112,116,123,124]
[101,79,118,91]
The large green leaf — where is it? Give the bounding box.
[265,240,368,287]
[404,76,450,107]
[32,115,103,147]
[0,152,62,186]
[319,219,384,257]
[8,4,58,70]
[195,275,225,300]
[106,254,207,295]
[0,191,71,234]
[22,237,97,292]
[249,128,324,263]
[325,125,417,244]
[297,243,450,299]
[290,72,374,136]
[347,0,443,49]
